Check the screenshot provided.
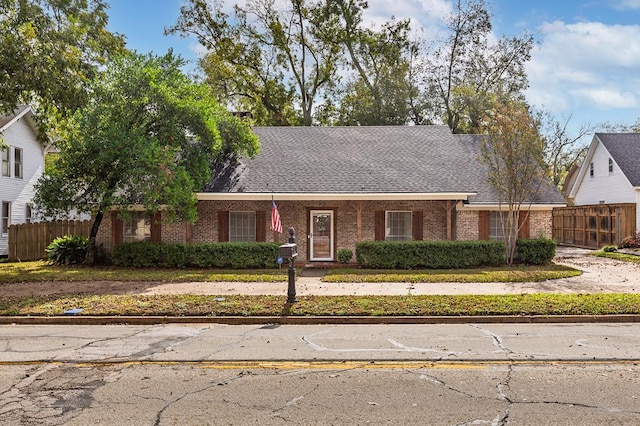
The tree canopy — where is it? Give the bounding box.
[0,0,126,136]
[169,0,533,129]
[34,51,259,264]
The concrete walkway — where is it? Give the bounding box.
[141,246,640,296]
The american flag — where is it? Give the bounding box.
[271,200,283,233]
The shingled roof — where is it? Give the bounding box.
[203,125,565,205]
[597,133,640,187]
[0,105,31,130]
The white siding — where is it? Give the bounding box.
[573,141,636,205]
[0,117,44,255]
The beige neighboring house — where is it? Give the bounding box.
[0,105,53,256]
[96,126,566,263]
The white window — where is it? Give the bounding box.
[1,147,8,177]
[490,211,507,241]
[608,158,613,174]
[25,203,32,224]
[123,212,151,243]
[14,147,22,179]
[385,211,412,241]
[229,211,256,242]
[2,202,10,235]
[589,162,594,178]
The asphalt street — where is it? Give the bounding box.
[1,323,640,425]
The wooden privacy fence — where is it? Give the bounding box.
[8,220,92,261]
[552,203,636,249]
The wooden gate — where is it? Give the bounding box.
[552,204,636,248]
[7,220,92,261]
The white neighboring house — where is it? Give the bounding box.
[566,133,640,235]
[0,105,55,256]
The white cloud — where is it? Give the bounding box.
[612,0,640,10]
[571,88,637,109]
[526,19,640,119]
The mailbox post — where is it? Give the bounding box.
[278,227,298,303]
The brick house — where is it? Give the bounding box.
[96,126,565,262]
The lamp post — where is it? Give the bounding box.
[278,227,298,303]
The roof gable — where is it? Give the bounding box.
[597,133,640,186]
[0,105,33,132]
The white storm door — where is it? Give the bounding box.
[309,210,334,261]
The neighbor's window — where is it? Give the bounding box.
[608,158,613,174]
[385,211,412,241]
[1,148,8,177]
[13,148,22,179]
[229,211,256,242]
[123,211,151,243]
[25,203,32,224]
[589,162,594,178]
[1,202,10,235]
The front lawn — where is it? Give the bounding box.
[0,293,638,317]
[0,261,580,284]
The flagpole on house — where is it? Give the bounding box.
[271,194,283,241]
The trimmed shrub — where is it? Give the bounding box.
[46,235,89,265]
[516,238,556,265]
[337,248,353,264]
[355,240,505,269]
[112,242,280,268]
[603,245,617,253]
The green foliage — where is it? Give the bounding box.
[112,242,280,269]
[515,238,556,265]
[337,248,353,264]
[45,235,89,266]
[0,0,125,138]
[34,51,259,264]
[6,293,640,317]
[602,245,617,253]
[355,240,505,269]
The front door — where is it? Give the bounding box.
[309,210,334,261]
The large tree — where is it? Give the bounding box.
[0,0,125,136]
[169,0,340,126]
[322,0,419,125]
[479,99,547,264]
[34,52,259,264]
[426,0,533,134]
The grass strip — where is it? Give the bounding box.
[0,262,580,284]
[594,251,640,264]
[324,264,580,283]
[1,293,639,317]
[0,261,287,284]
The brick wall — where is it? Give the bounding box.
[456,209,479,240]
[95,202,555,259]
[455,209,553,241]
[529,210,552,238]
[192,200,452,261]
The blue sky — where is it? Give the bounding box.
[106,0,640,137]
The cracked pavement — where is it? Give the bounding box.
[1,323,640,425]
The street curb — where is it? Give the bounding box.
[1,314,640,325]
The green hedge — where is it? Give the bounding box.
[516,238,556,265]
[112,242,280,268]
[355,240,505,269]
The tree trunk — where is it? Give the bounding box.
[83,209,104,266]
